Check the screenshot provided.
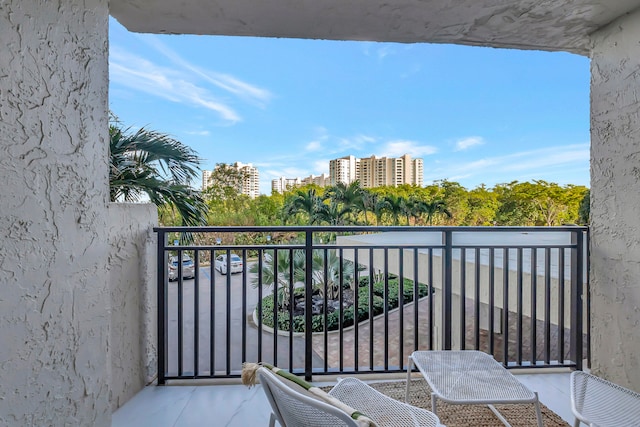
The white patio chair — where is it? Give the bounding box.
[570,370,640,427]
[257,367,443,427]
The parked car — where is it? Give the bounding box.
[168,255,195,281]
[215,254,243,274]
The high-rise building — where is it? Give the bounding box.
[271,177,302,194]
[301,173,330,187]
[202,170,214,190]
[330,154,423,187]
[329,155,359,185]
[202,162,260,199]
[271,173,330,193]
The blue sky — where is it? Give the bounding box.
[109,18,590,195]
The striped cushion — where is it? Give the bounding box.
[260,364,377,427]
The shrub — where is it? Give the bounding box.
[258,277,431,332]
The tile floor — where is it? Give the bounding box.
[112,371,575,427]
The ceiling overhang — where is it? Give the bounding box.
[110,0,640,55]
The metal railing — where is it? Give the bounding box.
[154,226,589,383]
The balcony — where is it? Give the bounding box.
[112,372,575,426]
[154,226,588,382]
[110,225,588,425]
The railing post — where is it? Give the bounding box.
[156,229,167,385]
[571,230,584,370]
[442,230,453,350]
[304,230,314,381]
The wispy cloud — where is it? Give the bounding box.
[380,140,438,157]
[110,47,241,123]
[306,140,323,151]
[142,36,272,106]
[338,134,377,151]
[362,42,397,60]
[264,167,310,180]
[424,144,589,187]
[186,130,211,136]
[454,136,485,151]
[313,159,330,174]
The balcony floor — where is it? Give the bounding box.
[112,371,575,427]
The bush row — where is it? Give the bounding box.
[258,278,430,333]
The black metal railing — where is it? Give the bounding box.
[154,226,589,383]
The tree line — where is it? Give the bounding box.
[161,161,589,228]
[107,116,588,230]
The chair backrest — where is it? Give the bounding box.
[257,367,359,427]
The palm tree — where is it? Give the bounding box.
[283,188,324,224]
[310,250,355,300]
[313,200,351,225]
[360,190,378,225]
[383,194,407,225]
[324,181,364,224]
[249,250,306,309]
[422,199,452,225]
[372,196,390,226]
[109,115,208,228]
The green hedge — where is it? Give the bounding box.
[257,278,430,333]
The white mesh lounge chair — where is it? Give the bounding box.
[257,367,443,427]
[570,370,640,427]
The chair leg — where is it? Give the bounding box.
[573,418,580,427]
[405,357,413,402]
[431,394,438,415]
[269,412,276,427]
[533,392,543,427]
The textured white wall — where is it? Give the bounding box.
[108,203,158,410]
[0,0,111,425]
[590,8,640,392]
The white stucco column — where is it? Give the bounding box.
[589,8,640,392]
[0,0,111,424]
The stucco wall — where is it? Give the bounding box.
[108,203,158,410]
[590,8,640,392]
[0,0,111,425]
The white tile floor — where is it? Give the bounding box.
[112,372,575,427]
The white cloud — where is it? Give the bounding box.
[109,48,241,123]
[380,140,438,158]
[362,42,397,60]
[338,134,377,151]
[454,136,485,151]
[306,140,323,151]
[186,130,211,136]
[423,144,590,187]
[142,36,272,106]
[313,159,330,174]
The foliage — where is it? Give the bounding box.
[578,190,590,225]
[257,276,429,333]
[203,163,250,202]
[195,178,588,228]
[109,114,208,230]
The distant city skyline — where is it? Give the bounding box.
[108,17,590,195]
[270,153,422,194]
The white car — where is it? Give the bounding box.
[168,255,195,281]
[215,254,243,274]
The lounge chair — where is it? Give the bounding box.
[244,364,443,427]
[570,370,640,427]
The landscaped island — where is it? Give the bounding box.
[252,249,430,333]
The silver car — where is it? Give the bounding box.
[168,255,195,281]
[215,254,243,274]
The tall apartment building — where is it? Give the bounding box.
[329,155,359,186]
[202,170,214,190]
[301,173,330,187]
[202,162,260,199]
[330,154,423,187]
[271,177,302,194]
[271,173,330,193]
